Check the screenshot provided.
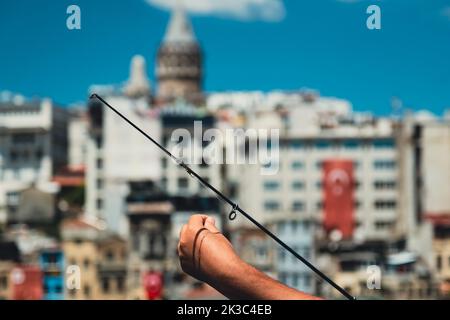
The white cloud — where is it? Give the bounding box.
[145,0,286,22]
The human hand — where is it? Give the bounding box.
[177,214,243,284]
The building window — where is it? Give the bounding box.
[292,201,305,212]
[303,220,311,230]
[36,149,43,159]
[373,160,396,169]
[291,161,304,170]
[303,274,312,287]
[290,140,306,150]
[102,278,110,293]
[436,255,442,270]
[84,285,91,297]
[161,157,168,169]
[97,179,103,189]
[292,274,299,287]
[302,247,311,260]
[132,234,139,251]
[343,140,359,149]
[6,192,20,206]
[96,198,103,210]
[149,233,166,259]
[264,181,280,191]
[178,177,189,189]
[373,138,395,149]
[374,200,396,210]
[10,150,18,161]
[315,141,332,149]
[291,221,298,232]
[21,150,30,162]
[117,277,125,292]
[95,136,103,148]
[199,177,210,189]
[256,246,267,263]
[292,181,305,190]
[12,133,35,144]
[83,258,90,269]
[161,177,167,190]
[375,220,394,230]
[0,276,7,289]
[96,158,103,169]
[374,180,396,190]
[264,201,280,211]
[106,250,114,261]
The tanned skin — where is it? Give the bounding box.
[178,214,322,300]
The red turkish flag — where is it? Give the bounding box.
[11,266,43,300]
[323,160,354,239]
[143,272,163,300]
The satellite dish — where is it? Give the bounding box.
[330,229,343,242]
[11,268,25,285]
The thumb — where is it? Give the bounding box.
[204,216,220,233]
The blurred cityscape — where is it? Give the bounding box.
[1,5,450,300]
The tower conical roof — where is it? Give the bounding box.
[163,3,196,44]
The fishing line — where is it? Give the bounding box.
[90,93,356,300]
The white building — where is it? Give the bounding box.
[398,115,450,272]
[219,92,399,242]
[85,68,160,234]
[68,107,89,169]
[0,93,68,224]
[85,54,222,236]
[207,91,402,295]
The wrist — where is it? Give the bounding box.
[206,254,248,288]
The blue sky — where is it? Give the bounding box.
[0,0,449,115]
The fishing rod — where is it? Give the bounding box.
[90,93,356,300]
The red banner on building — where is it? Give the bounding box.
[323,159,354,239]
[11,266,43,300]
[143,272,163,300]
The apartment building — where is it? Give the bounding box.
[0,94,68,225]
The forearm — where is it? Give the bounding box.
[207,259,321,300]
[178,215,322,300]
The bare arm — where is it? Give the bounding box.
[178,214,322,300]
